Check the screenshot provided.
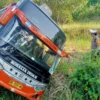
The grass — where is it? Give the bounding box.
[61,22,100,30]
[65,39,91,53]
[42,51,100,100]
[59,22,100,53]
[0,87,26,100]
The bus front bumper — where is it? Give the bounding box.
[0,70,45,100]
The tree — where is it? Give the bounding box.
[0,0,89,24]
[87,0,98,6]
[34,0,88,24]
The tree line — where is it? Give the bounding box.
[0,0,99,23]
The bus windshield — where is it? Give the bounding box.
[0,18,57,68]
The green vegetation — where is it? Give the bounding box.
[0,87,26,100]
[34,0,100,23]
[73,2,100,22]
[0,0,17,8]
[41,53,100,100]
[0,0,100,100]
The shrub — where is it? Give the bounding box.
[71,53,100,100]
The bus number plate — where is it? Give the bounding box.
[9,80,23,90]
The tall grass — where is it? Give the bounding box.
[60,23,100,53]
[0,87,26,100]
[42,52,100,100]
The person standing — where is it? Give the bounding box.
[90,29,100,60]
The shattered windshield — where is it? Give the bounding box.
[0,18,57,68]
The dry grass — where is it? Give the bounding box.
[59,23,100,53]
[61,23,100,31]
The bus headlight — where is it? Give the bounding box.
[34,85,47,91]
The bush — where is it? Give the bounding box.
[71,53,100,100]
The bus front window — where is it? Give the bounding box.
[1,19,57,68]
